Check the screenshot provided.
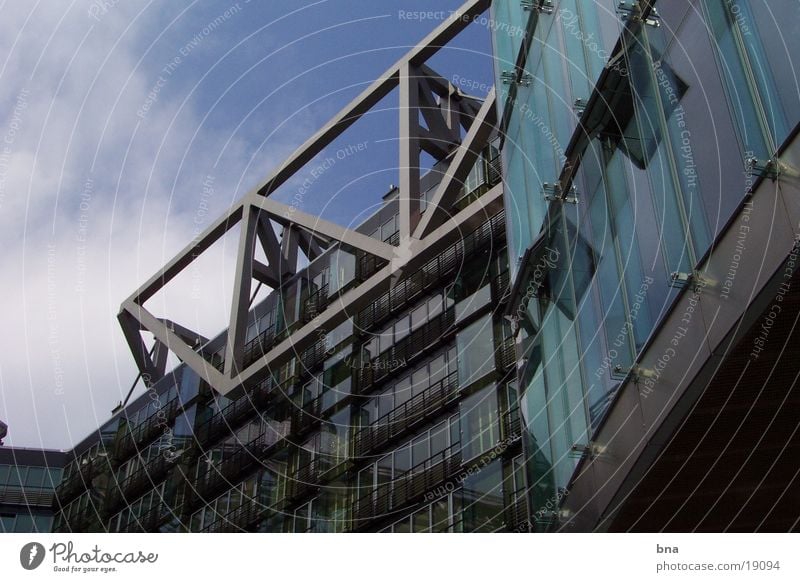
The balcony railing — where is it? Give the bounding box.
[201,498,264,533]
[355,211,506,334]
[353,371,459,458]
[496,337,517,373]
[288,394,323,438]
[501,408,522,444]
[104,454,177,513]
[0,486,55,507]
[193,432,277,504]
[302,283,329,323]
[114,398,180,462]
[194,379,274,446]
[117,503,173,533]
[352,445,462,528]
[504,496,529,532]
[355,307,456,392]
[286,457,327,503]
[55,457,107,504]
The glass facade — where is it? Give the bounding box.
[23,0,794,535]
[51,144,529,533]
[0,448,65,533]
[493,0,800,531]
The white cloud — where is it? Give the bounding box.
[0,1,301,449]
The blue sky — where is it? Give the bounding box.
[0,0,495,448]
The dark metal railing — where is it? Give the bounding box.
[496,337,517,372]
[504,496,529,531]
[501,408,522,443]
[353,371,459,458]
[55,458,105,504]
[242,323,278,368]
[118,503,172,533]
[193,432,275,503]
[201,498,263,533]
[0,486,55,507]
[355,307,456,392]
[194,379,274,446]
[105,454,176,513]
[352,444,462,527]
[355,211,506,334]
[302,283,329,323]
[286,457,327,503]
[288,393,323,438]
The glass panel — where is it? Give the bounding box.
[14,513,34,532]
[393,517,411,533]
[461,460,504,532]
[413,507,430,533]
[411,304,427,331]
[430,423,447,457]
[455,316,495,388]
[393,444,411,478]
[412,435,428,468]
[394,376,412,407]
[432,498,449,532]
[460,385,500,461]
[411,366,428,398]
[455,284,492,323]
[329,249,356,294]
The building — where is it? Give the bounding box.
[54,0,524,533]
[490,0,800,531]
[50,0,800,533]
[1,442,65,533]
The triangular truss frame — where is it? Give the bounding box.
[118,0,502,397]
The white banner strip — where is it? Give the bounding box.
[1,533,797,581]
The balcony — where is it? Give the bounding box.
[194,379,275,446]
[501,408,522,444]
[355,211,506,334]
[355,307,456,392]
[302,284,330,323]
[0,486,55,508]
[453,153,503,212]
[241,323,278,368]
[55,457,107,504]
[114,398,180,462]
[117,503,173,533]
[353,370,459,458]
[504,496,529,532]
[496,337,517,373]
[353,444,462,528]
[200,498,264,533]
[288,394,323,438]
[104,454,177,514]
[286,457,326,503]
[192,432,278,504]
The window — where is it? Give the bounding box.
[455,283,492,323]
[411,303,427,331]
[460,385,500,461]
[455,316,495,387]
[461,460,504,532]
[329,249,355,294]
[394,314,411,342]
